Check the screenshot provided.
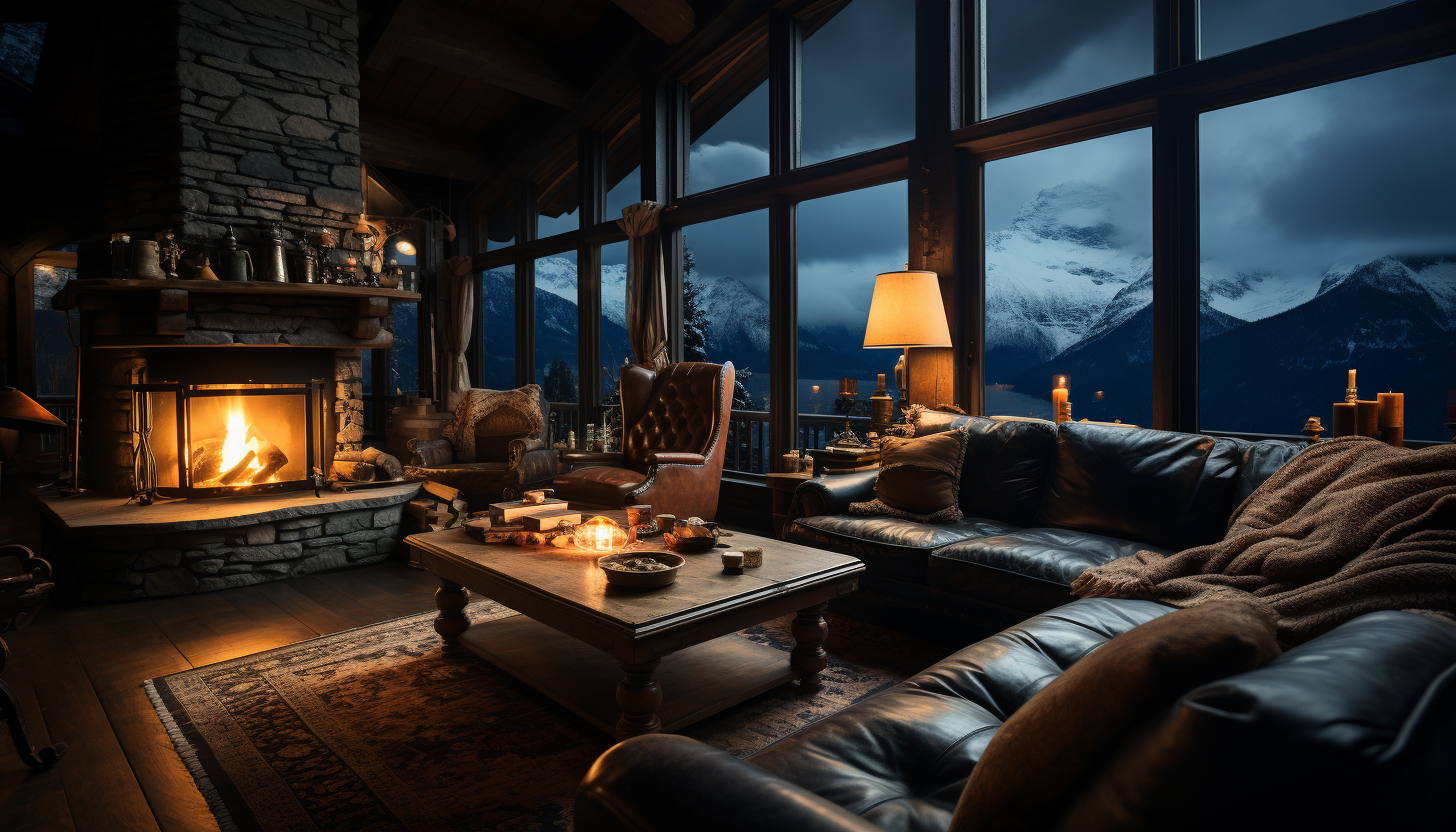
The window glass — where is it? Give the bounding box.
[0,22,45,86]
[33,263,77,397]
[983,129,1153,425]
[796,182,909,448]
[480,263,516,390]
[486,201,514,251]
[689,83,769,195]
[601,241,633,401]
[682,210,770,410]
[538,207,578,238]
[389,250,419,394]
[1200,0,1408,59]
[1199,56,1456,441]
[606,166,641,220]
[982,0,1152,119]
[535,252,579,404]
[801,0,914,165]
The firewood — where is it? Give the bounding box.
[422,481,462,502]
[219,449,257,485]
[249,432,289,482]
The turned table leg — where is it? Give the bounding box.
[615,658,663,741]
[791,602,830,692]
[433,578,470,644]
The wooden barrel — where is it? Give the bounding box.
[388,398,452,461]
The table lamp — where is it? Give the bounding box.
[862,270,952,408]
[0,386,67,485]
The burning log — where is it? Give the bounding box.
[190,429,290,486]
[218,449,257,484]
[248,430,289,482]
[191,438,228,483]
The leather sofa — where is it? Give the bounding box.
[576,596,1456,831]
[784,416,1304,630]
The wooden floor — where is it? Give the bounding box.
[0,558,442,832]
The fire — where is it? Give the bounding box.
[213,402,272,484]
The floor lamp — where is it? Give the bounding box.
[0,386,67,488]
[862,270,952,413]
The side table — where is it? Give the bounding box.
[765,472,811,538]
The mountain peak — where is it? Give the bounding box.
[1010,181,1123,249]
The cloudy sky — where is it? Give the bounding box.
[548,0,1451,329]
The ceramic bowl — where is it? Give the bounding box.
[598,553,685,588]
[662,532,719,554]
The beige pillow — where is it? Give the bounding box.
[948,599,1281,832]
[850,427,969,523]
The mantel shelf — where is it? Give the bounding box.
[52,278,421,311]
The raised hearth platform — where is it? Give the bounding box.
[35,482,421,601]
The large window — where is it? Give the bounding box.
[981,0,1152,119]
[606,166,641,220]
[601,241,633,400]
[32,262,77,397]
[796,182,909,433]
[390,251,419,394]
[1199,56,1456,441]
[535,252,579,403]
[681,210,770,409]
[538,208,578,237]
[689,84,768,195]
[800,0,913,165]
[480,264,516,390]
[983,129,1153,425]
[1200,0,1409,58]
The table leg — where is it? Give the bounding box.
[614,658,663,741]
[791,602,830,692]
[433,578,470,644]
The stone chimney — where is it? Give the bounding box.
[101,0,363,252]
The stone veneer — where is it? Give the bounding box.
[103,0,364,251]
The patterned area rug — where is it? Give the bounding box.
[147,599,947,832]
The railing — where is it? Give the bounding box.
[548,402,581,447]
[722,410,875,476]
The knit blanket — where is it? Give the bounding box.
[441,385,546,463]
[1071,436,1456,645]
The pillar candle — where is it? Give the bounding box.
[1356,400,1380,437]
[1347,369,1356,388]
[1051,386,1069,424]
[1377,392,1404,447]
[1332,402,1356,437]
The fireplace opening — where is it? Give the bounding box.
[132,381,326,498]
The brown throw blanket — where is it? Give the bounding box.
[1071,436,1456,644]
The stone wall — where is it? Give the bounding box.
[71,502,409,602]
[335,350,364,454]
[103,0,364,253]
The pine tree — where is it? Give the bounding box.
[542,356,577,403]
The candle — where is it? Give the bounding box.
[1051,377,1069,424]
[1332,402,1356,437]
[1347,369,1356,388]
[1356,400,1380,437]
[811,385,819,395]
[1377,392,1404,447]
[594,525,611,551]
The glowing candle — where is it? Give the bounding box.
[1052,376,1069,424]
[594,525,611,551]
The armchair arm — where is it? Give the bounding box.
[647,451,706,466]
[506,436,546,465]
[576,734,879,832]
[406,437,455,467]
[786,469,879,526]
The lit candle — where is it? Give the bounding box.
[594,525,611,551]
[1051,377,1069,424]
[1347,369,1356,388]
[811,385,820,395]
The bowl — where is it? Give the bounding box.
[663,532,719,554]
[598,553,685,588]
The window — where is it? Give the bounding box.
[800,0,914,165]
[480,264,516,390]
[601,241,633,400]
[983,129,1153,425]
[606,166,641,220]
[980,0,1152,119]
[390,251,419,394]
[538,207,578,238]
[0,22,45,86]
[681,210,770,409]
[689,83,768,195]
[796,182,909,443]
[1199,56,1456,441]
[32,262,77,397]
[535,252,579,403]
[1200,0,1409,59]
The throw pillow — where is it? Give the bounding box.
[947,598,1281,832]
[850,427,970,523]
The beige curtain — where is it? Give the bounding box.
[617,202,670,371]
[442,254,475,412]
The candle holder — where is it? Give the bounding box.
[1345,386,1358,404]
[574,515,628,555]
[1301,417,1324,445]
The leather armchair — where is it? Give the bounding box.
[553,362,734,520]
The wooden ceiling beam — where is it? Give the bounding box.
[365,0,582,111]
[610,0,696,44]
[360,115,494,182]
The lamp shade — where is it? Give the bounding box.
[862,270,952,348]
[0,387,66,433]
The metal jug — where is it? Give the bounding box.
[288,249,318,283]
[130,239,164,279]
[216,225,253,282]
[256,222,288,283]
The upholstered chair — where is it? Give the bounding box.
[553,362,734,521]
[403,384,559,507]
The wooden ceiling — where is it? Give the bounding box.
[358,0,847,221]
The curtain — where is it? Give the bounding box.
[442,254,475,412]
[617,202,670,371]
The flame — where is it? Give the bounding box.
[594,524,612,551]
[218,401,270,483]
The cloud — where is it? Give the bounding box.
[686,141,769,195]
[984,0,1149,117]
[683,209,771,298]
[799,0,915,164]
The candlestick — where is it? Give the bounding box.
[1332,402,1356,437]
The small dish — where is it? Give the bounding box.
[663,532,719,554]
[598,553,685,588]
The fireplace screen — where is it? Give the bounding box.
[131,381,326,498]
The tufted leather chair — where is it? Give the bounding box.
[553,362,734,520]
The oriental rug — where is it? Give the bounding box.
[146,600,945,832]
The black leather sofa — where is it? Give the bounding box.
[577,596,1456,831]
[783,416,1304,630]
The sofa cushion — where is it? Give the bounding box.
[949,599,1279,832]
[1060,610,1456,831]
[1038,423,1243,551]
[911,408,974,437]
[550,466,646,507]
[1227,437,1305,506]
[852,429,970,523]
[788,515,1016,582]
[959,417,1059,528]
[749,598,1175,832]
[930,529,1174,589]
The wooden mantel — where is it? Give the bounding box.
[52,279,421,346]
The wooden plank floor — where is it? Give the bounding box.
[0,559,442,832]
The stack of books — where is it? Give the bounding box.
[807,446,881,475]
[488,497,570,523]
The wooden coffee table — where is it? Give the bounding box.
[406,515,863,741]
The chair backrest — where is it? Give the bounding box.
[620,362,734,473]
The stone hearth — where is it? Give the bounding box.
[36,482,420,601]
